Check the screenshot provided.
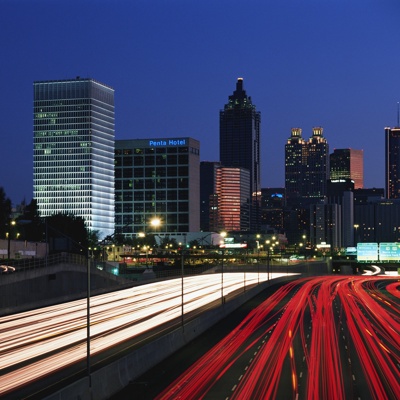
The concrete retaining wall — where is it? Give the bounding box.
[0,263,133,316]
[44,276,293,400]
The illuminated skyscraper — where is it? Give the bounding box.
[285,127,329,205]
[285,127,329,244]
[385,126,400,199]
[305,127,330,198]
[330,148,364,189]
[33,78,115,237]
[209,167,250,232]
[285,128,306,204]
[220,78,261,231]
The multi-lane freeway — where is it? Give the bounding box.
[1,272,400,399]
[152,275,400,400]
[0,270,273,398]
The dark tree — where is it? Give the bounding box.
[16,199,44,242]
[46,213,89,254]
[0,187,12,238]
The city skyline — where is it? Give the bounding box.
[1,0,400,205]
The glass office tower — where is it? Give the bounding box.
[33,78,115,238]
[330,148,364,189]
[285,128,306,205]
[220,78,261,231]
[385,126,400,199]
[285,127,329,205]
[115,137,200,238]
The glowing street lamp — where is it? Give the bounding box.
[265,239,271,281]
[7,220,16,260]
[150,217,161,231]
[220,231,227,303]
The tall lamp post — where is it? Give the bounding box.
[150,217,161,250]
[265,239,270,281]
[181,245,185,330]
[86,248,92,391]
[220,231,227,304]
[7,220,16,260]
[354,224,359,247]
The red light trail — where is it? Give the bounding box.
[156,276,400,400]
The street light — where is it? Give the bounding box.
[181,244,185,330]
[7,220,16,260]
[150,217,161,253]
[354,224,359,246]
[265,239,270,281]
[220,231,227,304]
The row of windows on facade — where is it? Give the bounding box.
[116,167,189,178]
[34,140,93,148]
[115,147,190,156]
[34,187,114,194]
[35,118,91,126]
[34,144,114,153]
[34,193,114,201]
[116,190,189,201]
[34,148,93,156]
[34,166,92,175]
[115,156,189,167]
[35,99,91,107]
[34,155,93,162]
[34,114,115,127]
[38,206,114,215]
[35,149,113,158]
[34,107,114,117]
[116,179,188,190]
[116,202,189,213]
[33,123,113,132]
[115,157,189,167]
[34,188,111,195]
[34,129,112,138]
[33,106,115,119]
[34,172,113,180]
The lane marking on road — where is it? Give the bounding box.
[231,385,237,392]
[238,374,243,381]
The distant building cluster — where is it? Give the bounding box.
[31,76,400,251]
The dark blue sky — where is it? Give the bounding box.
[1,0,400,205]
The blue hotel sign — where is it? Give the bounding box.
[149,139,187,147]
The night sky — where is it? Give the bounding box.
[1,0,400,206]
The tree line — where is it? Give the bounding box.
[0,187,97,255]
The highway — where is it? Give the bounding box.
[150,275,400,400]
[0,270,276,398]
